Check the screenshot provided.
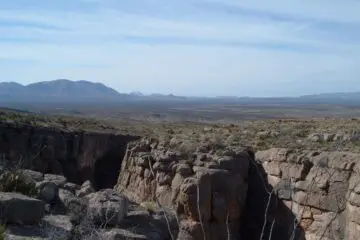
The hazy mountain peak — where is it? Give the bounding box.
[0,82,24,87]
[0,79,122,102]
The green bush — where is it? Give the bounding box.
[0,172,37,196]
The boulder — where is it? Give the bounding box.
[19,169,44,182]
[36,181,58,203]
[76,180,95,198]
[0,192,45,224]
[44,174,67,187]
[84,189,129,226]
[42,214,74,240]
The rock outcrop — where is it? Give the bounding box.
[84,189,129,226]
[254,148,360,240]
[0,192,45,224]
[1,169,177,240]
[115,139,360,239]
[0,123,139,189]
[116,138,251,239]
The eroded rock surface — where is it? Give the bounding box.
[116,138,251,240]
[254,148,360,240]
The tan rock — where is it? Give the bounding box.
[349,192,360,207]
[256,148,289,162]
[267,175,281,186]
[178,176,211,222]
[263,161,282,176]
[300,218,314,230]
[177,220,208,240]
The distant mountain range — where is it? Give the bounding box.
[1,79,360,106]
[0,79,128,102]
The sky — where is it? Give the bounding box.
[1,0,360,97]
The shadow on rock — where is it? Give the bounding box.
[240,158,306,240]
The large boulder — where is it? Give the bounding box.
[0,192,45,224]
[19,169,44,182]
[84,189,129,226]
[44,174,67,187]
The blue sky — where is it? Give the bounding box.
[1,0,360,97]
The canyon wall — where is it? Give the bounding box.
[116,138,251,239]
[255,148,360,240]
[116,139,360,239]
[3,121,360,239]
[0,123,139,189]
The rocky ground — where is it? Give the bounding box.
[0,169,177,240]
[1,109,360,239]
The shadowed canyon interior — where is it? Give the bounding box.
[0,123,140,190]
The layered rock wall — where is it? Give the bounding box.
[116,138,251,239]
[255,148,360,240]
[0,123,139,189]
[116,139,360,239]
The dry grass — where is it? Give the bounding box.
[0,171,37,196]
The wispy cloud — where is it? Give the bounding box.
[0,0,359,96]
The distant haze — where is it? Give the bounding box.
[1,0,360,97]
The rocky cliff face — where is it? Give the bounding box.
[116,138,251,239]
[255,148,360,240]
[0,123,139,189]
[3,120,360,239]
[116,139,360,239]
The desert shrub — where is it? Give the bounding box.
[209,135,226,149]
[140,201,158,214]
[169,136,181,148]
[0,224,5,240]
[177,141,197,156]
[294,128,311,138]
[0,171,37,196]
[256,140,269,150]
[225,134,236,144]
